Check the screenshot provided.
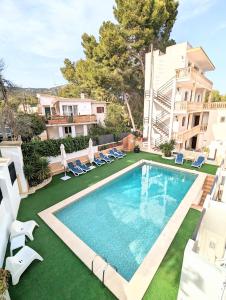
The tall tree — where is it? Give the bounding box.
[60,0,178,127]
[211,90,226,102]
[0,60,15,140]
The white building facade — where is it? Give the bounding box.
[37,94,107,140]
[143,42,226,158]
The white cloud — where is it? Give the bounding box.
[0,0,115,59]
[177,0,215,23]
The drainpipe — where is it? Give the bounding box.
[147,44,154,151]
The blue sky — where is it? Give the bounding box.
[1,0,226,93]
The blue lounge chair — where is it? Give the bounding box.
[175,153,184,165]
[93,157,105,166]
[75,159,91,172]
[67,162,84,176]
[108,149,123,159]
[191,156,205,168]
[99,152,113,163]
[113,148,126,157]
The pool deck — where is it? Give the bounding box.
[39,159,206,300]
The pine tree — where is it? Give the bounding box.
[60,0,178,127]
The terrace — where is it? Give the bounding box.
[47,114,97,126]
[9,152,217,300]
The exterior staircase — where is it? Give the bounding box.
[143,77,175,149]
[199,175,215,206]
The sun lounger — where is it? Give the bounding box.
[175,153,184,165]
[10,220,39,241]
[75,159,91,172]
[67,162,84,176]
[191,155,205,168]
[113,148,126,157]
[99,152,113,163]
[6,246,43,285]
[108,149,123,159]
[93,157,105,166]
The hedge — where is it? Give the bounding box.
[22,136,90,158]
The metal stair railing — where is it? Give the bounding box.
[157,76,175,94]
[152,119,169,136]
[153,91,171,109]
[154,111,169,123]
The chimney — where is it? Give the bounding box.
[80,93,85,99]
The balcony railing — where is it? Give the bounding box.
[47,114,97,125]
[176,67,213,89]
[203,102,226,109]
[175,101,226,112]
[172,125,201,143]
[174,101,203,112]
[200,124,208,132]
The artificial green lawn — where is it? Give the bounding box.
[9,152,216,300]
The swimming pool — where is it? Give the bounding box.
[39,160,204,299]
[55,163,196,281]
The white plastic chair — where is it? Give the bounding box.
[5,246,43,285]
[10,220,39,241]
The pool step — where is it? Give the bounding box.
[199,175,215,206]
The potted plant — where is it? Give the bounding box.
[134,144,140,153]
[159,139,175,158]
[0,269,10,300]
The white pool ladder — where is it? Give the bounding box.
[91,254,118,285]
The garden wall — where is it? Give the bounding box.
[0,158,21,267]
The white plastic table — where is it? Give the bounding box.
[10,234,26,256]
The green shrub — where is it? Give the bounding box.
[22,136,90,158]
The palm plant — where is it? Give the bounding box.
[159,139,175,157]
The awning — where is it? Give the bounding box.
[187,47,215,71]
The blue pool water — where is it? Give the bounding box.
[55,163,196,281]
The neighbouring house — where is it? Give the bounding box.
[143,42,226,161]
[37,93,106,139]
[17,103,38,114]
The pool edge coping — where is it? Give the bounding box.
[38,159,206,300]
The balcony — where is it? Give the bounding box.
[174,101,204,112]
[175,101,226,113]
[176,67,213,90]
[47,114,97,125]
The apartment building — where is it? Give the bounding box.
[143,42,226,158]
[37,94,106,139]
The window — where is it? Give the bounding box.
[197,95,201,102]
[73,105,78,116]
[184,91,188,101]
[0,188,2,205]
[44,106,51,118]
[182,117,186,127]
[64,126,72,134]
[62,105,78,116]
[8,162,17,185]
[220,116,226,123]
[96,107,104,113]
